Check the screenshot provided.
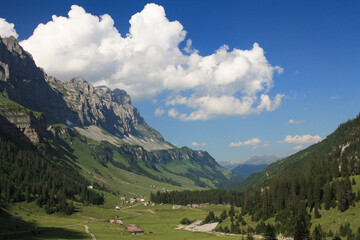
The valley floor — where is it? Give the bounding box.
[2,177,360,240]
[1,198,246,240]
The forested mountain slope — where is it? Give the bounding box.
[240,113,360,190]
[152,113,360,238]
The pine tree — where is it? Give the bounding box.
[294,214,310,240]
[312,225,323,240]
[67,200,75,215]
[314,178,321,207]
[220,209,228,220]
[264,223,276,240]
[323,181,332,210]
[25,186,31,203]
[228,205,235,218]
[333,234,341,240]
[314,206,321,219]
[337,180,349,212]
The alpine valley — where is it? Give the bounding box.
[0,35,243,196]
[1,32,360,240]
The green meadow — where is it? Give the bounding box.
[1,199,245,240]
[2,180,360,240]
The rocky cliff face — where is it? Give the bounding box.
[0,99,48,143]
[0,36,163,141]
[47,76,163,140]
[0,36,241,189]
[114,144,215,165]
[0,36,80,125]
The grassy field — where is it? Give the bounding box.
[2,189,360,240]
[1,200,247,240]
[2,173,359,240]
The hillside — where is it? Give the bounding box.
[0,35,241,201]
[240,113,360,190]
[150,113,360,238]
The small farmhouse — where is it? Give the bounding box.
[128,229,145,235]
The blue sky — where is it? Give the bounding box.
[1,0,359,162]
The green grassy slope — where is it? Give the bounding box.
[240,113,360,190]
[0,92,42,117]
[0,90,241,201]
[53,124,241,198]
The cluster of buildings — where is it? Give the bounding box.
[108,215,144,235]
[109,219,123,224]
[116,197,156,206]
[173,203,209,209]
[124,224,145,235]
[186,203,209,208]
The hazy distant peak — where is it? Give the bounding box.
[243,155,279,166]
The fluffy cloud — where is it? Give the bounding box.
[293,145,304,150]
[154,107,165,117]
[0,18,18,38]
[288,119,305,124]
[192,142,207,147]
[20,4,284,121]
[229,138,261,148]
[279,134,322,145]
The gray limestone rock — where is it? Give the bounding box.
[0,36,163,141]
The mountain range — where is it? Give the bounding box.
[221,155,280,178]
[2,34,360,239]
[0,36,242,198]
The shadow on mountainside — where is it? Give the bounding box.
[0,207,88,240]
[0,36,81,126]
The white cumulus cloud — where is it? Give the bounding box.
[293,145,304,150]
[20,4,284,121]
[288,119,305,124]
[229,138,261,149]
[154,107,165,117]
[279,134,323,145]
[0,18,18,38]
[262,143,270,148]
[192,142,207,147]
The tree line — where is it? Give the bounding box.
[0,135,104,215]
[151,128,360,239]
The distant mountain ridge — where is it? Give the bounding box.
[220,155,279,178]
[242,155,280,166]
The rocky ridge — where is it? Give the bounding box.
[0,36,164,142]
[0,35,241,189]
[0,96,48,143]
[47,76,163,141]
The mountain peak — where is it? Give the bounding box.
[243,155,279,165]
[0,36,164,141]
[1,36,23,55]
[111,88,131,105]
